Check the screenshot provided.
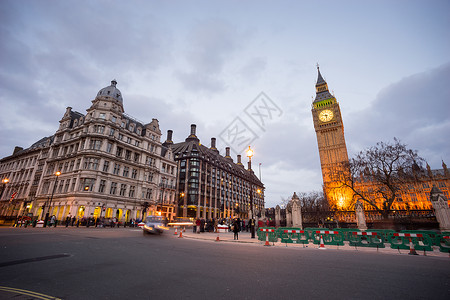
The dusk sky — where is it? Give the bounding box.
[1,0,449,208]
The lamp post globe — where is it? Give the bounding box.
[0,178,9,199]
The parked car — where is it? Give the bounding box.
[143,216,169,235]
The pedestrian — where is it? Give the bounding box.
[71,216,76,226]
[233,218,240,240]
[65,215,71,227]
[196,218,201,234]
[200,218,205,232]
[50,215,56,227]
[214,218,218,233]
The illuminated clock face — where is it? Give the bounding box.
[319,109,334,122]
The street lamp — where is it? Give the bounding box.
[44,171,61,227]
[0,178,9,200]
[246,146,257,238]
[246,146,253,171]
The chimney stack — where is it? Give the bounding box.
[237,155,243,166]
[190,124,196,136]
[225,147,231,158]
[186,124,200,142]
[166,130,173,144]
[211,138,216,149]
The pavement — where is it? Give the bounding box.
[172,227,450,258]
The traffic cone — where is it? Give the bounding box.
[215,231,220,242]
[319,235,326,249]
[178,229,183,238]
[264,232,270,246]
[408,238,418,255]
[174,227,178,235]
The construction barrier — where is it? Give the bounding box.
[401,230,440,246]
[312,230,344,246]
[278,228,309,244]
[335,228,360,241]
[258,227,278,243]
[348,231,385,248]
[437,234,450,253]
[367,229,396,243]
[304,228,323,242]
[388,232,433,252]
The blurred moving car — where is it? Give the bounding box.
[168,217,194,228]
[143,216,169,235]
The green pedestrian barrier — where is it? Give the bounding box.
[335,228,360,242]
[258,227,278,243]
[437,234,450,253]
[388,232,433,252]
[312,230,344,246]
[348,231,385,248]
[304,228,324,243]
[278,228,309,244]
[367,229,395,243]
[401,230,440,246]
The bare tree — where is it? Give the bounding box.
[279,191,327,211]
[329,138,424,218]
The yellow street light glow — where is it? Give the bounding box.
[246,146,253,158]
[257,189,261,194]
[2,178,9,184]
[55,171,61,176]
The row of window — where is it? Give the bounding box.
[0,155,38,171]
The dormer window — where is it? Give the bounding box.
[107,91,110,95]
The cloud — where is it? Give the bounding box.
[176,18,244,93]
[347,62,450,167]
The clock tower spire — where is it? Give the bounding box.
[311,67,351,209]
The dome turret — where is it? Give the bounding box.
[97,80,123,103]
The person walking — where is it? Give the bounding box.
[196,218,201,234]
[233,218,241,240]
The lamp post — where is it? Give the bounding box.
[247,146,257,238]
[44,171,61,227]
[0,178,9,200]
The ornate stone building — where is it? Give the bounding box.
[164,124,265,219]
[0,80,177,223]
[311,67,449,212]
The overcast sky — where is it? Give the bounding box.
[1,0,449,208]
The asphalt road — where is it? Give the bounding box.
[0,227,449,300]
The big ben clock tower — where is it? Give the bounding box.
[312,66,350,209]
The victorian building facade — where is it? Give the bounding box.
[0,80,177,223]
[164,125,265,220]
